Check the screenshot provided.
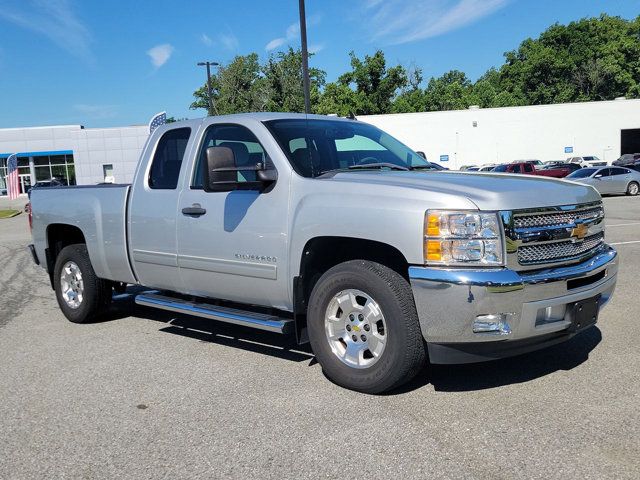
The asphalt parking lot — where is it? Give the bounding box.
[0,195,639,479]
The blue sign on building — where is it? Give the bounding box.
[439,155,449,162]
[564,146,574,154]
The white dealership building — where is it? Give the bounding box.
[1,98,640,194]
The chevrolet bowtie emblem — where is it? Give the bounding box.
[571,223,588,240]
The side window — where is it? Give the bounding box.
[192,124,267,189]
[524,164,533,173]
[148,128,191,189]
[598,168,611,177]
[512,164,521,173]
[611,168,627,176]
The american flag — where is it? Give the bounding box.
[6,154,20,200]
[148,111,166,134]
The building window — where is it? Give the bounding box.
[103,164,114,183]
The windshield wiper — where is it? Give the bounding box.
[348,163,409,171]
[410,165,436,170]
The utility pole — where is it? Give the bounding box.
[298,0,311,114]
[197,61,219,116]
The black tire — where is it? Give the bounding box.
[307,260,426,394]
[53,244,112,323]
[626,181,639,196]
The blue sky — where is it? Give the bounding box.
[0,0,638,128]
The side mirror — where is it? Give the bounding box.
[594,174,602,179]
[203,146,277,192]
[416,151,426,159]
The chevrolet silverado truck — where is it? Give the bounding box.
[29,113,618,393]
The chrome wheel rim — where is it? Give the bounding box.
[324,289,387,369]
[630,183,639,195]
[60,261,84,309]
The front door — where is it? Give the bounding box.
[176,122,289,309]
[595,168,613,194]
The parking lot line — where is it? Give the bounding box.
[606,222,640,227]
[609,240,640,245]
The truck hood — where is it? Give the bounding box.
[325,171,601,210]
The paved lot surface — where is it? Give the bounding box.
[1,195,639,479]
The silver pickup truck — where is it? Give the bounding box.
[29,113,618,393]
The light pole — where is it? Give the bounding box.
[298,0,311,114]
[197,61,219,116]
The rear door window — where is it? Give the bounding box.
[512,164,521,173]
[148,128,191,189]
[523,164,534,173]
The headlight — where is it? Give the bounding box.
[424,210,504,266]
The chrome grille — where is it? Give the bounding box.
[518,232,605,265]
[513,205,604,229]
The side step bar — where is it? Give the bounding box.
[135,292,293,334]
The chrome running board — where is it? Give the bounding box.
[135,292,292,334]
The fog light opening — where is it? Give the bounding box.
[473,314,513,335]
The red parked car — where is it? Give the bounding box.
[492,161,574,178]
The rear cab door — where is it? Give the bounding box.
[128,123,200,291]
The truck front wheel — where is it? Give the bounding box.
[307,260,426,394]
[53,244,112,323]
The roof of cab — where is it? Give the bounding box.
[169,112,357,128]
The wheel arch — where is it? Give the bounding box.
[45,223,87,288]
[292,236,411,343]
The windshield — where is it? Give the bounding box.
[264,118,430,177]
[567,168,597,178]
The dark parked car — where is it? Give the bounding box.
[27,178,65,199]
[613,153,640,166]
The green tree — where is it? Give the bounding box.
[190,53,269,114]
[330,50,408,115]
[392,66,426,113]
[422,70,474,111]
[262,48,326,112]
[498,14,640,104]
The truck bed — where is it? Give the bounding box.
[31,184,137,284]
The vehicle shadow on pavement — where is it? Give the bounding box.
[103,289,602,393]
[395,327,602,394]
[103,289,315,364]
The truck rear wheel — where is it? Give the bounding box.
[53,244,112,323]
[307,260,426,394]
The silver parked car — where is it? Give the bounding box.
[565,166,640,196]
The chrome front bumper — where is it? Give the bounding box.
[409,246,618,364]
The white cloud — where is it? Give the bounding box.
[218,32,239,51]
[363,0,509,45]
[0,0,92,62]
[200,33,213,46]
[264,14,323,52]
[308,43,325,54]
[146,43,174,68]
[73,104,117,120]
[265,37,286,51]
